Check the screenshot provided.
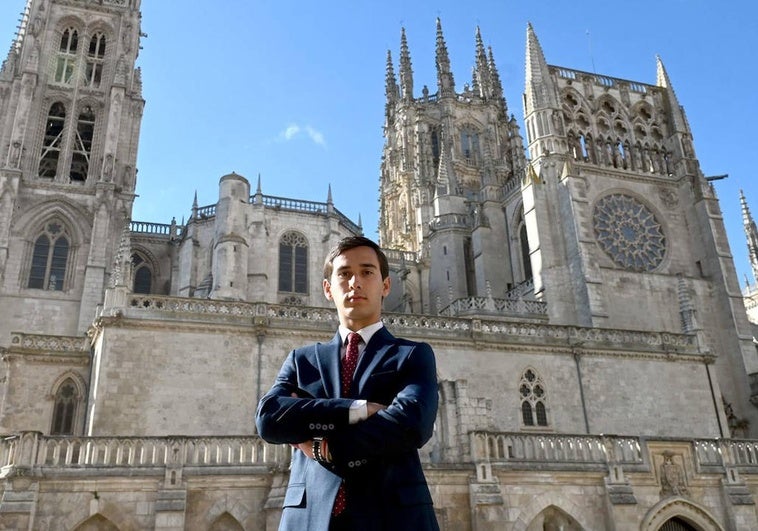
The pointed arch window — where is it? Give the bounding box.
[28,221,70,291]
[519,368,549,427]
[430,126,441,171]
[460,126,480,164]
[278,232,308,294]
[131,253,153,294]
[517,209,532,282]
[55,28,79,84]
[70,105,95,181]
[51,377,79,435]
[84,33,106,87]
[39,103,66,178]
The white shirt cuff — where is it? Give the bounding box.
[348,400,368,424]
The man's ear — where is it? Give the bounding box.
[382,275,391,298]
[323,279,333,301]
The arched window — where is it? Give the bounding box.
[460,126,480,164]
[69,105,96,181]
[54,28,79,84]
[131,253,152,294]
[278,232,308,294]
[519,223,532,281]
[28,221,70,291]
[39,103,66,178]
[430,125,441,171]
[51,377,79,435]
[519,368,549,428]
[84,33,106,87]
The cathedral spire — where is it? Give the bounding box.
[435,18,455,97]
[656,55,689,134]
[524,23,558,112]
[741,190,758,285]
[488,46,505,109]
[473,26,491,99]
[399,28,414,101]
[385,49,398,104]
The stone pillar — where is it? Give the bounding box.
[468,463,506,531]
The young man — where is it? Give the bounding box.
[256,236,440,531]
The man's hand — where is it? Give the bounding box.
[367,402,387,417]
[291,440,315,458]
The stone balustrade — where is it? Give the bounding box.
[6,431,758,480]
[439,296,548,318]
[106,293,698,353]
[0,433,289,478]
[471,431,758,475]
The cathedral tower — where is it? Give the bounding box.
[0,0,144,339]
[522,24,758,431]
[380,20,527,313]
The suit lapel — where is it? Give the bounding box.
[315,332,341,399]
[354,327,395,395]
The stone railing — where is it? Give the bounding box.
[0,433,289,478]
[130,220,182,238]
[193,195,361,235]
[124,295,339,326]
[384,248,419,264]
[472,432,758,474]
[694,438,758,470]
[6,431,756,480]
[108,293,698,353]
[551,65,650,94]
[429,213,470,231]
[439,296,547,318]
[470,431,643,469]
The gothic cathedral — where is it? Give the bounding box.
[1,1,758,530]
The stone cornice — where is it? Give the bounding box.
[94,293,701,359]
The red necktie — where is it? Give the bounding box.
[332,332,361,516]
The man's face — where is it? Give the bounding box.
[323,246,391,331]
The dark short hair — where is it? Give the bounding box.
[323,236,390,280]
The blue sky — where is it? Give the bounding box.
[2,1,758,285]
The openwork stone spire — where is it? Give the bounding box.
[399,28,414,101]
[435,18,455,97]
[385,49,398,103]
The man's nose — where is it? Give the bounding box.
[349,274,360,288]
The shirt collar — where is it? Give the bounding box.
[338,321,384,346]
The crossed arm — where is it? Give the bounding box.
[255,343,438,474]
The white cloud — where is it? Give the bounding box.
[283,124,300,140]
[278,123,326,147]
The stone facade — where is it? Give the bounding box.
[1,1,758,530]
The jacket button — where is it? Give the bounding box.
[328,424,335,430]
[309,423,315,429]
[315,423,322,430]
[348,461,355,468]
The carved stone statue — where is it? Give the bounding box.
[660,452,688,497]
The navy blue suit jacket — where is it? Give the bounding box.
[256,326,440,531]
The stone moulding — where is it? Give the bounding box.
[98,293,700,356]
[8,333,89,353]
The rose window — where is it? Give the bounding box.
[593,194,666,271]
